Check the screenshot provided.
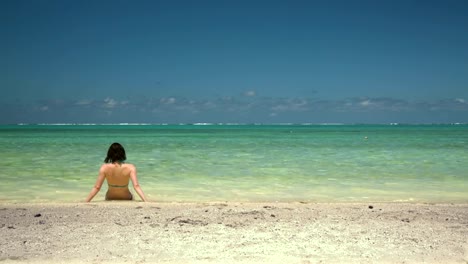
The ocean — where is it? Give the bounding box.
[0,124,467,203]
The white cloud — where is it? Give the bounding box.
[270,98,310,112]
[359,100,372,107]
[160,97,176,105]
[244,90,256,97]
[103,98,118,108]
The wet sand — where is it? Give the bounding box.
[1,202,467,263]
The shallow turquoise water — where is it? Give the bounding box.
[0,124,467,203]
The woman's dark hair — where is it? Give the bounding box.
[104,142,127,163]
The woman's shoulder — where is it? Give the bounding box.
[100,163,113,170]
[122,163,136,169]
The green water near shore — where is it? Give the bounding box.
[1,124,467,203]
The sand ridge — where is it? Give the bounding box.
[1,202,467,263]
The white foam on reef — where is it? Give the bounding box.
[317,123,345,126]
[26,123,156,126]
[193,123,214,125]
[38,123,75,125]
[116,123,152,125]
[13,122,468,127]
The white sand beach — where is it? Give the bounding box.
[1,202,467,263]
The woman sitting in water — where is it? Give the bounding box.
[85,143,148,202]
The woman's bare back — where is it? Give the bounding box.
[103,163,133,200]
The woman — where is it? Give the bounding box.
[85,143,148,202]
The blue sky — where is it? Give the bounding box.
[1,0,467,124]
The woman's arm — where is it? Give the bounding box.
[85,165,106,202]
[129,165,148,202]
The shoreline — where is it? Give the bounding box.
[2,197,468,204]
[1,202,467,263]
